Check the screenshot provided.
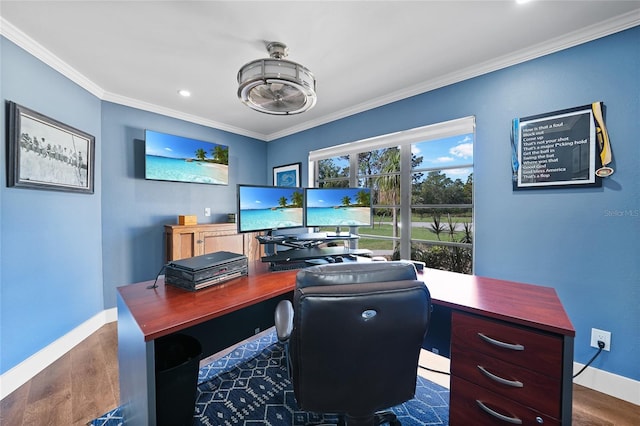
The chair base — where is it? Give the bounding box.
[310,411,400,426]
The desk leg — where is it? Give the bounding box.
[561,335,574,424]
[117,293,156,425]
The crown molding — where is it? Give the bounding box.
[266,10,640,141]
[0,17,105,98]
[3,12,638,142]
[102,92,267,141]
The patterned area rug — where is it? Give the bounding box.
[90,330,449,425]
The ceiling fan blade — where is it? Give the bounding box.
[247,82,307,112]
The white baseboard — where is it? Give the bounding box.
[0,307,117,400]
[573,362,640,405]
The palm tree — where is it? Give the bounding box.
[376,148,401,251]
[195,148,206,161]
[212,145,229,165]
[355,189,370,206]
[278,196,288,208]
[291,190,303,207]
[341,196,352,206]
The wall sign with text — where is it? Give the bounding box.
[511,102,613,190]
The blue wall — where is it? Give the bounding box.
[1,38,103,373]
[267,27,639,380]
[100,103,266,308]
[1,26,638,383]
[0,38,267,374]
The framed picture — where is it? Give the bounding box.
[7,102,95,194]
[273,162,301,187]
[144,129,229,185]
[511,103,604,190]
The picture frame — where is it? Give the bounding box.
[7,101,95,194]
[144,129,229,185]
[511,103,602,190]
[273,162,301,187]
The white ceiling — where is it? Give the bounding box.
[1,1,639,141]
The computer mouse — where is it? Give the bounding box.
[334,256,344,263]
[325,256,335,263]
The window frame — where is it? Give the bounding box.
[309,116,475,266]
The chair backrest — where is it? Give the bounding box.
[290,261,431,417]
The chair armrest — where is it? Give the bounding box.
[274,299,294,342]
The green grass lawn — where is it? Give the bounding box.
[373,214,472,223]
[355,224,469,250]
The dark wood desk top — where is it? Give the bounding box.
[421,268,575,337]
[117,262,297,341]
[117,263,574,342]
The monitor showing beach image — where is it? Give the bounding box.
[237,185,304,233]
[305,187,372,227]
[145,130,229,185]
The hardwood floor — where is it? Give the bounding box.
[1,323,119,426]
[1,322,639,425]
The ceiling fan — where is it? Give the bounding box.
[237,42,317,115]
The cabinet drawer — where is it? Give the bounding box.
[450,376,559,426]
[452,311,562,376]
[451,347,561,418]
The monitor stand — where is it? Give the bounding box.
[325,227,351,238]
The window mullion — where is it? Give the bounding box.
[400,145,412,259]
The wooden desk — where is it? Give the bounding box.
[421,268,575,425]
[117,262,297,425]
[117,265,574,425]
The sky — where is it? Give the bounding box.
[145,130,227,159]
[239,186,303,210]
[328,133,474,182]
[412,133,474,181]
[306,188,370,208]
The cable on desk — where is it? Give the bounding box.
[147,264,166,289]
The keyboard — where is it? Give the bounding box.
[269,260,310,271]
[292,232,327,240]
[256,235,286,243]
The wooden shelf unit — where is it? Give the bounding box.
[164,223,262,262]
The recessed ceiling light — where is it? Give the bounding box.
[178,89,191,97]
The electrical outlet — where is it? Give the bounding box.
[204,207,211,217]
[590,328,611,351]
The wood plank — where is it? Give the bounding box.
[21,353,72,426]
[98,322,120,405]
[70,329,118,425]
[572,384,640,426]
[0,380,29,425]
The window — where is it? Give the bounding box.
[309,117,474,274]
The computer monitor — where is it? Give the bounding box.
[304,187,372,236]
[237,184,304,233]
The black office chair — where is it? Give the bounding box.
[274,261,431,426]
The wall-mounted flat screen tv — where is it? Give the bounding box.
[305,187,372,235]
[237,185,304,233]
[145,129,229,185]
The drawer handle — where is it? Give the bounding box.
[478,333,524,351]
[476,400,523,424]
[477,365,523,388]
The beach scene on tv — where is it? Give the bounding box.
[306,188,371,226]
[239,186,304,232]
[145,130,229,185]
